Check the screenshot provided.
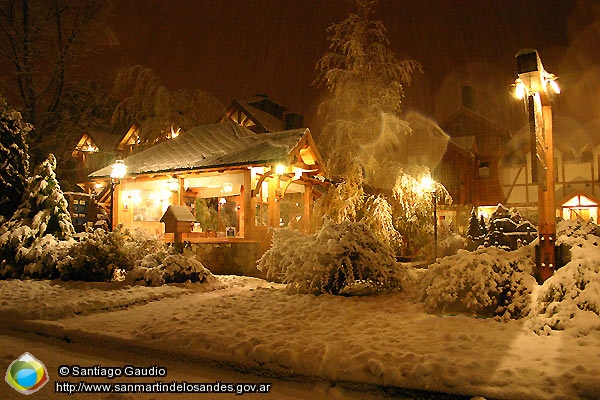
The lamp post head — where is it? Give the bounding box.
[110,159,127,182]
[515,49,560,100]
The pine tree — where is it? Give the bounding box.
[1,154,74,247]
[0,96,31,220]
[314,0,421,181]
[467,209,482,240]
[0,154,74,277]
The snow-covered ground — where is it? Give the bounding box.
[1,275,598,399]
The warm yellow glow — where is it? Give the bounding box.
[514,78,526,100]
[420,175,434,192]
[167,178,180,192]
[549,79,560,94]
[94,183,104,190]
[222,182,233,194]
[275,164,286,175]
[110,159,127,180]
[299,148,316,165]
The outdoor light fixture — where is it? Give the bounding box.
[109,159,127,231]
[222,182,233,194]
[275,164,286,175]
[421,175,438,261]
[110,159,127,182]
[514,49,559,282]
[167,178,180,192]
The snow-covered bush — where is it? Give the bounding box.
[129,250,213,286]
[527,219,600,335]
[58,227,166,282]
[258,219,402,295]
[21,235,73,279]
[420,246,537,319]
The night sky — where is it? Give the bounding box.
[90,0,599,136]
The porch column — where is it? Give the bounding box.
[268,175,280,228]
[242,169,253,238]
[303,184,313,233]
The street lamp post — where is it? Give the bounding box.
[421,175,438,261]
[432,187,438,260]
[109,159,127,231]
[514,49,560,282]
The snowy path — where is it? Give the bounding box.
[1,277,599,399]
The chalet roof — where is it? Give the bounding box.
[223,96,287,132]
[450,135,477,154]
[441,106,511,139]
[89,122,309,178]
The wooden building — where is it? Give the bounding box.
[87,121,326,275]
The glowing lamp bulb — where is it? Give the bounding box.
[275,164,286,175]
[514,79,526,100]
[222,182,233,194]
[549,79,560,95]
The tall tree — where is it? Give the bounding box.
[0,0,108,146]
[111,65,224,145]
[0,95,31,220]
[314,0,421,182]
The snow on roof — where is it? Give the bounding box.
[89,122,307,178]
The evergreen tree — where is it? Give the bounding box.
[1,154,74,247]
[314,0,420,182]
[0,96,31,220]
[479,215,488,236]
[467,209,482,240]
[0,154,74,277]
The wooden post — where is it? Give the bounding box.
[268,175,280,228]
[242,169,253,238]
[538,104,556,281]
[303,184,313,233]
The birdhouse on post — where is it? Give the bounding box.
[160,205,196,243]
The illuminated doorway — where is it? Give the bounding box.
[561,193,598,222]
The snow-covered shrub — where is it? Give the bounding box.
[58,227,166,282]
[437,229,467,258]
[20,235,73,279]
[420,246,537,319]
[258,219,402,295]
[527,222,600,335]
[129,251,213,286]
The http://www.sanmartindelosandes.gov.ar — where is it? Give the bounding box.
[5,352,50,395]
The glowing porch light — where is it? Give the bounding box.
[222,182,233,194]
[548,78,560,95]
[514,78,526,100]
[275,164,286,175]
[167,178,180,192]
[110,159,127,181]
